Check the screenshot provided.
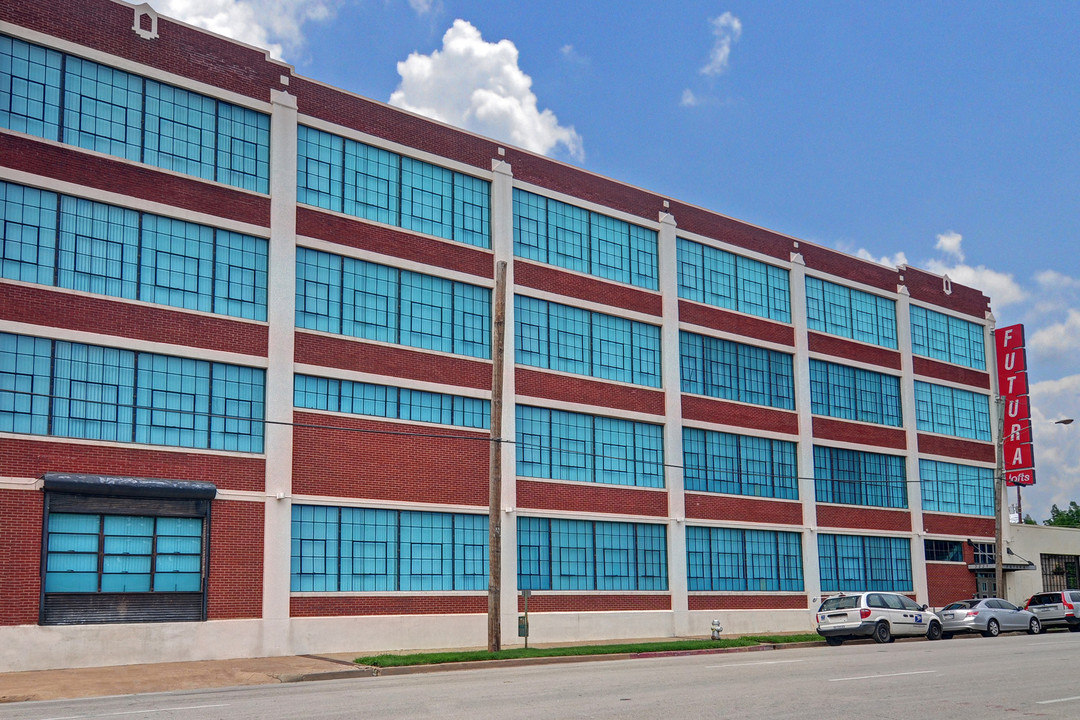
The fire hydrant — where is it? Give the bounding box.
[711,619,723,640]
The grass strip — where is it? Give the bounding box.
[355,634,821,667]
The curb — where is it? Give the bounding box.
[344,641,827,678]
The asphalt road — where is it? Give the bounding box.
[3,633,1078,720]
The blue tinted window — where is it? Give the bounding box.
[514,295,661,387]
[0,181,57,284]
[1,35,269,192]
[1,181,267,320]
[298,125,489,248]
[913,380,991,441]
[290,504,487,592]
[296,247,490,358]
[686,526,803,591]
[806,276,897,348]
[683,427,798,499]
[513,188,658,289]
[920,459,994,516]
[677,237,791,322]
[45,513,203,593]
[516,405,664,488]
[517,516,667,591]
[0,34,62,139]
[809,359,902,426]
[679,331,794,410]
[0,331,263,451]
[910,305,987,370]
[813,445,907,509]
[818,533,912,592]
[294,374,489,429]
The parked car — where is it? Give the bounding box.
[938,598,1040,638]
[816,592,943,645]
[1025,590,1080,632]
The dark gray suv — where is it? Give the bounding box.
[1025,590,1080,632]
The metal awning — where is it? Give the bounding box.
[968,562,1036,572]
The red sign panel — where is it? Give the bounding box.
[1006,469,1036,487]
[995,324,1035,486]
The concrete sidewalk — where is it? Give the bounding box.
[0,639,806,704]
[0,652,374,703]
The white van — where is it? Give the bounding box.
[816,591,943,645]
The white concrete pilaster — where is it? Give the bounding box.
[490,158,519,646]
[657,212,688,634]
[261,89,298,655]
[895,284,929,603]
[788,253,822,606]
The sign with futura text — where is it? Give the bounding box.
[995,324,1035,486]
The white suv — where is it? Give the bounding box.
[816,592,943,645]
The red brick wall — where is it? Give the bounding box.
[295,333,492,391]
[685,494,802,526]
[922,513,994,537]
[0,134,270,228]
[516,480,668,517]
[801,247,901,294]
[689,595,806,610]
[0,439,265,492]
[926,563,976,608]
[517,594,671,612]
[904,267,991,319]
[292,411,488,505]
[808,333,902,370]
[917,435,996,463]
[0,489,43,626]
[913,357,991,390]
[515,262,662,316]
[666,203,795,265]
[292,595,485,617]
[515,369,665,416]
[0,0,288,101]
[816,505,912,532]
[681,396,799,435]
[679,301,795,347]
[0,284,268,357]
[207,500,263,619]
[296,207,493,279]
[812,418,907,450]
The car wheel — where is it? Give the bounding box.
[940,631,953,640]
[1028,618,1041,635]
[825,636,843,646]
[926,621,943,641]
[982,619,1000,638]
[873,621,892,644]
[1068,624,1080,633]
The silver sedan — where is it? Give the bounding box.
[938,598,1041,638]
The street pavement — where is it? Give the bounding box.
[0,639,798,704]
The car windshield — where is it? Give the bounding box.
[819,596,860,611]
[943,601,977,610]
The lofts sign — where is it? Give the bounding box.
[995,324,1035,486]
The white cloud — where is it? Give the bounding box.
[924,258,1027,307]
[408,0,434,15]
[1024,375,1080,521]
[700,12,742,77]
[855,248,908,268]
[389,19,584,161]
[1036,270,1080,292]
[559,44,588,66]
[680,89,701,107]
[935,231,964,261]
[152,0,335,60]
[1029,309,1080,357]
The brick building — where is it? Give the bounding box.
[0,0,1001,671]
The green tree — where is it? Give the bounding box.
[1043,501,1080,528]
[1023,514,1038,525]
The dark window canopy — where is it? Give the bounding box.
[41,473,217,500]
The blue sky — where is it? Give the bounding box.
[150,0,1079,521]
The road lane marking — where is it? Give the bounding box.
[1037,695,1080,705]
[829,670,937,682]
[706,660,805,669]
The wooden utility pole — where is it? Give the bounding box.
[488,260,507,652]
